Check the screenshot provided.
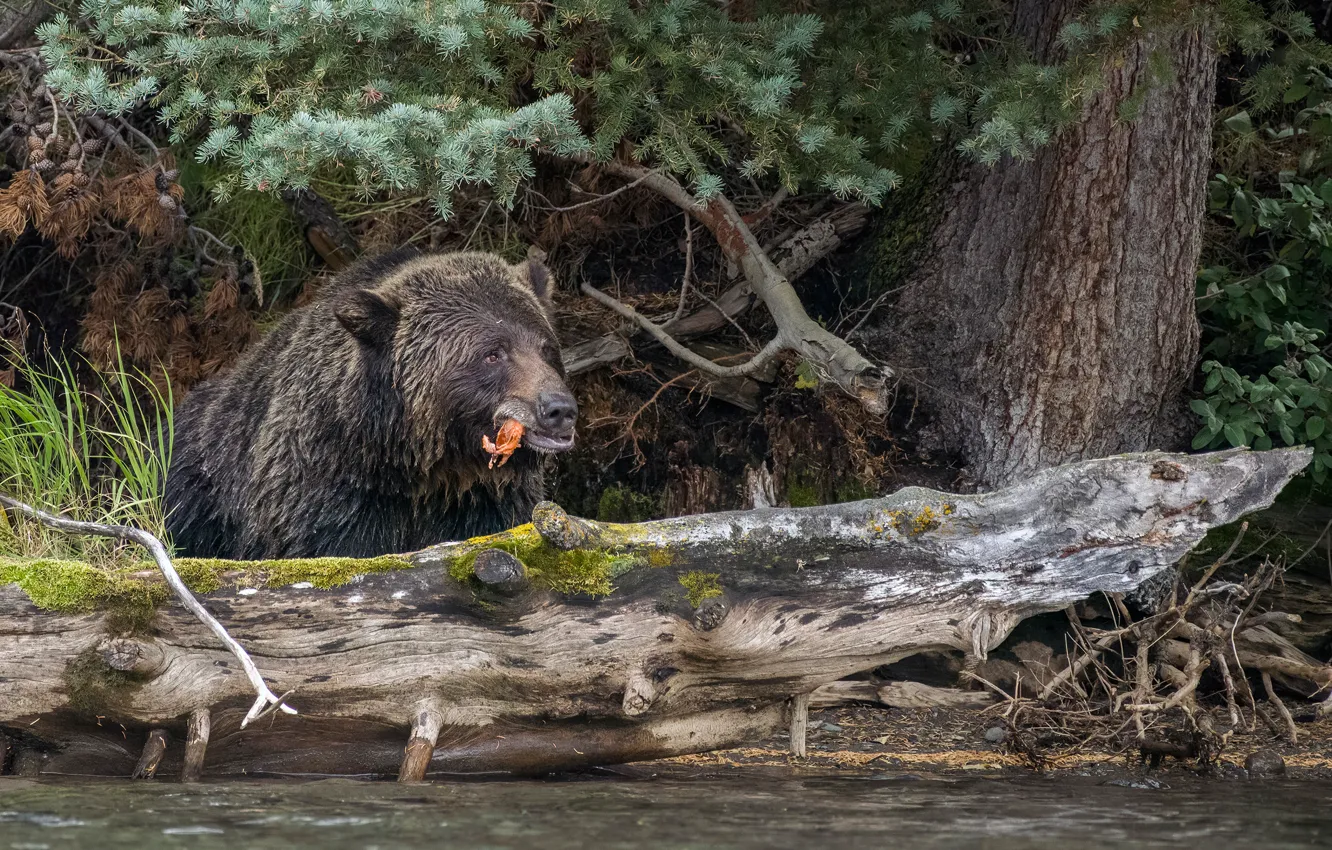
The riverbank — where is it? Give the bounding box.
[650,703,1332,782]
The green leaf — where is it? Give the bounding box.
[794,361,819,391]
[1253,311,1272,331]
[1232,190,1253,228]
[1280,424,1297,445]
[1224,111,1253,134]
[1192,430,1216,450]
[1255,434,1273,451]
[1284,82,1311,103]
[1307,416,1326,440]
[1189,398,1213,417]
[1224,423,1247,447]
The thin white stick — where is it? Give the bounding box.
[0,495,296,727]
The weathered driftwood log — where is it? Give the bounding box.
[0,448,1310,778]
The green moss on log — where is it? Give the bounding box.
[678,570,723,608]
[0,557,164,617]
[454,523,643,597]
[0,553,414,614]
[1,519,685,613]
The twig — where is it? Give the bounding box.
[1212,648,1242,728]
[1262,671,1298,745]
[581,282,784,379]
[0,495,296,727]
[553,170,655,212]
[1183,521,1248,608]
[43,86,62,150]
[1130,632,1152,736]
[672,214,694,323]
[117,117,160,157]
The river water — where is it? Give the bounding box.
[2,772,1328,849]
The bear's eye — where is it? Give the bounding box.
[484,349,505,365]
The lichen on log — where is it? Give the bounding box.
[0,447,1312,778]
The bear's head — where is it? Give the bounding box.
[332,252,577,473]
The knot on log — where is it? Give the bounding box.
[532,501,599,550]
[693,596,730,631]
[98,637,166,677]
[956,610,1018,661]
[852,366,889,417]
[623,670,662,717]
[1151,460,1188,482]
[472,549,527,589]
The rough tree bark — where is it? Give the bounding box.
[0,448,1307,779]
[0,0,50,49]
[883,4,1216,488]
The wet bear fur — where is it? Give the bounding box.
[164,248,575,559]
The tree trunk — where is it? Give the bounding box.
[0,0,50,49]
[0,447,1308,778]
[885,4,1215,488]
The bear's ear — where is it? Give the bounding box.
[334,289,400,346]
[512,254,554,312]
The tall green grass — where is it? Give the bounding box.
[0,348,173,564]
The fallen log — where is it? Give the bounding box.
[0,448,1310,778]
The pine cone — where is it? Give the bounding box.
[33,122,52,136]
[33,159,55,172]
[157,194,177,210]
[81,138,104,154]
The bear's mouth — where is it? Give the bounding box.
[523,430,576,453]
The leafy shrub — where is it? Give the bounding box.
[1194,172,1332,479]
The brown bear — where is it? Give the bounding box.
[164,248,578,559]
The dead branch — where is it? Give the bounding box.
[584,160,888,413]
[562,203,865,377]
[581,281,784,379]
[0,494,295,726]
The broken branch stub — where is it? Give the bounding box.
[0,448,1310,778]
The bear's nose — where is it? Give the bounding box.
[537,390,578,434]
